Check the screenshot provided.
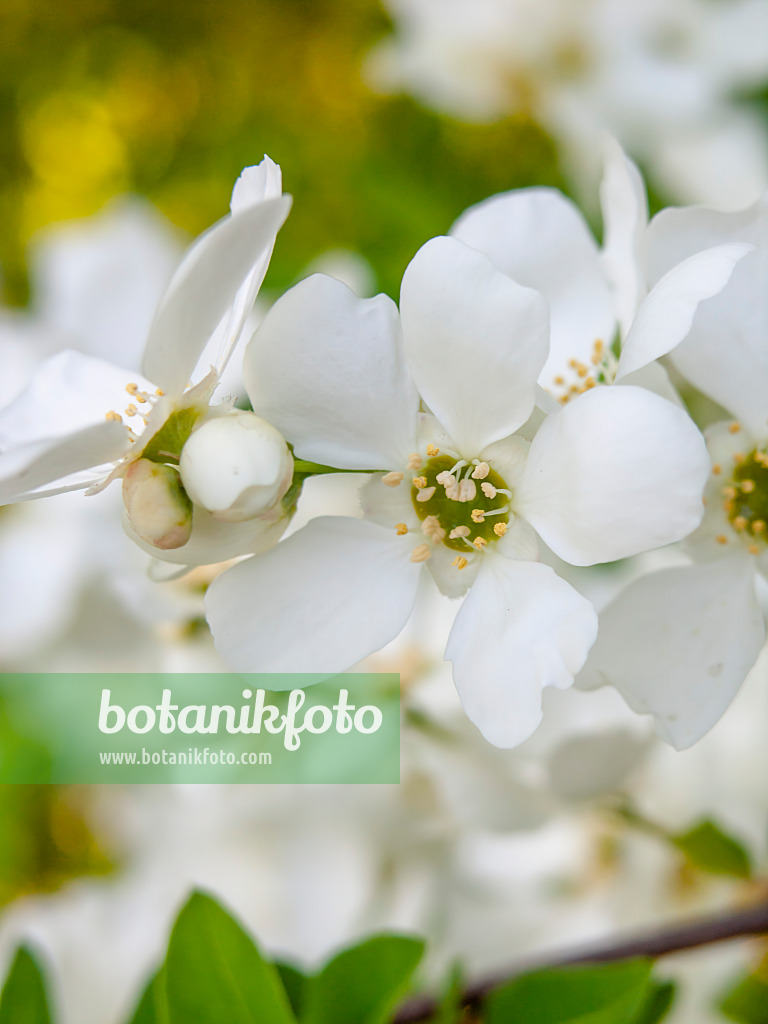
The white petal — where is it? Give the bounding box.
[400,236,548,454]
[671,248,768,436]
[451,189,615,383]
[0,422,129,503]
[445,557,597,748]
[141,195,291,396]
[516,385,710,565]
[599,137,648,334]
[122,503,287,567]
[0,350,151,449]
[31,199,182,371]
[245,274,419,470]
[616,243,754,379]
[578,556,765,750]
[206,516,422,675]
[230,157,282,213]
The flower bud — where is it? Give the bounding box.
[179,411,293,523]
[122,459,193,550]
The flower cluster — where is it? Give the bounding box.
[0,143,763,751]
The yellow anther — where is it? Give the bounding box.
[593,339,604,353]
[558,395,569,404]
[155,389,165,396]
[741,479,756,493]
[426,444,440,457]
[715,534,728,544]
[568,359,578,369]
[471,462,490,480]
[576,363,589,378]
[125,404,138,417]
[395,523,408,536]
[723,500,734,514]
[125,382,139,395]
[733,516,748,531]
[733,452,745,464]
[382,472,403,487]
[494,522,508,537]
[451,556,468,570]
[412,476,427,489]
[481,482,497,498]
[554,375,565,386]
[753,520,766,534]
[410,543,431,563]
[723,486,737,500]
[473,537,487,550]
[729,422,741,434]
[136,393,148,403]
[712,464,721,475]
[584,378,596,389]
[416,486,436,502]
[470,509,485,523]
[449,526,470,539]
[749,544,760,555]
[421,515,445,541]
[407,453,423,470]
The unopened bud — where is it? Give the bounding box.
[122,459,193,550]
[179,411,293,523]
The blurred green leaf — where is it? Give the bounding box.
[300,934,425,1024]
[671,821,753,880]
[276,962,309,1020]
[486,959,654,1024]
[163,891,295,1024]
[719,969,768,1024]
[633,981,676,1024]
[0,947,51,1024]
[126,970,168,1024]
[434,963,465,1024]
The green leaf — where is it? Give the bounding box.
[276,963,309,1020]
[671,820,753,879]
[300,934,425,1024]
[126,970,169,1024]
[633,981,676,1024]
[0,947,52,1024]
[163,891,296,1024]
[719,970,768,1023]
[486,960,654,1024]
[434,963,465,1024]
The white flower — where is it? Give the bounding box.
[0,158,293,569]
[450,139,753,406]
[367,0,768,208]
[577,194,768,749]
[206,234,709,748]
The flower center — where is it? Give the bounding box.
[723,447,768,545]
[550,339,617,404]
[411,454,510,552]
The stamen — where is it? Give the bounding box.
[457,478,477,502]
[407,453,423,470]
[449,459,467,475]
[493,522,507,537]
[451,556,469,570]
[426,444,440,457]
[480,506,509,518]
[416,486,436,502]
[412,476,427,489]
[125,382,139,396]
[421,516,445,541]
[716,535,728,544]
[749,544,760,555]
[712,464,721,475]
[471,462,490,480]
[471,509,485,523]
[723,486,737,500]
[753,520,766,534]
[155,389,165,397]
[395,523,408,536]
[449,526,470,539]
[733,516,748,531]
[741,479,756,493]
[733,452,745,464]
[473,537,487,550]
[410,543,431,563]
[436,470,459,499]
[382,472,403,487]
[481,482,497,498]
[125,404,138,417]
[105,411,122,422]
[729,422,741,434]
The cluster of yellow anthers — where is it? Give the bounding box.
[383,444,511,570]
[713,422,768,553]
[552,339,616,404]
[104,383,165,442]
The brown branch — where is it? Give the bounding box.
[394,898,768,1023]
